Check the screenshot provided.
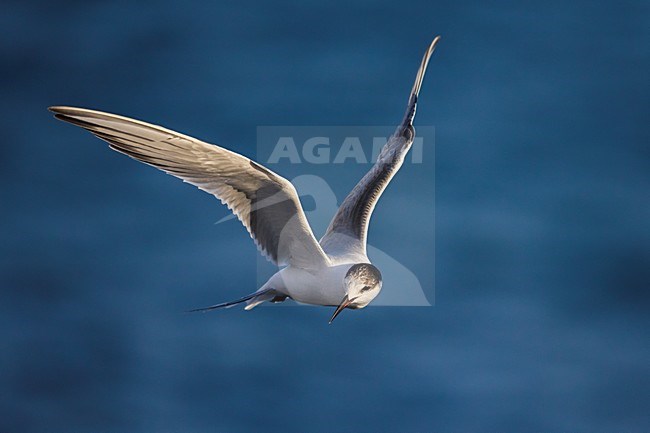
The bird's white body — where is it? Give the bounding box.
[262,259,364,307]
[49,36,440,322]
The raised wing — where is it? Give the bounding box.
[320,36,440,259]
[50,106,330,270]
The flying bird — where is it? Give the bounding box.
[49,36,440,323]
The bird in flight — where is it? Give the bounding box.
[49,36,440,323]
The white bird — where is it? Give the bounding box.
[49,36,440,323]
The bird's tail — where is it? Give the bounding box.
[187,287,278,313]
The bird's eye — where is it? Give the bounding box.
[360,285,372,292]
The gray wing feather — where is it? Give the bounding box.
[320,36,440,259]
[50,106,330,270]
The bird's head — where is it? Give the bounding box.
[329,263,382,323]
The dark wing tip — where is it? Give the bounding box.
[48,106,73,115]
[51,112,96,130]
[49,106,89,123]
[401,35,441,127]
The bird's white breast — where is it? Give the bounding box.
[268,264,354,307]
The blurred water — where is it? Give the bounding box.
[1,1,648,432]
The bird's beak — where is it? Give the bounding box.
[329,295,352,324]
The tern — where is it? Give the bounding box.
[49,36,440,323]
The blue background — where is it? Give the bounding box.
[1,1,648,432]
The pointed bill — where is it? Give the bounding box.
[329,295,352,324]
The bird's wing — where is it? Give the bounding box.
[319,36,440,259]
[50,106,330,270]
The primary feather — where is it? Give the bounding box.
[49,106,330,270]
